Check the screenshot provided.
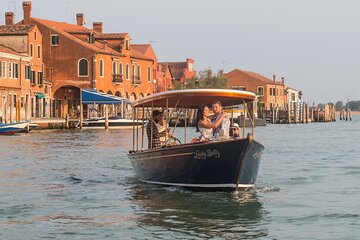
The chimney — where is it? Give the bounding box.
[273,74,276,83]
[76,13,84,26]
[22,1,32,25]
[93,22,103,33]
[281,77,285,85]
[5,12,14,25]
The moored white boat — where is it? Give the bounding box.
[0,122,29,135]
[80,116,144,129]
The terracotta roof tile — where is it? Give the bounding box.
[0,24,34,35]
[31,18,124,56]
[159,62,187,79]
[0,44,27,56]
[131,44,151,55]
[95,33,128,39]
[224,69,273,84]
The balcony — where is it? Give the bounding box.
[112,74,123,84]
[131,76,141,85]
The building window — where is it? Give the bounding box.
[126,40,129,50]
[112,61,116,74]
[291,93,296,102]
[147,66,151,82]
[13,94,17,108]
[13,63,18,79]
[78,58,88,77]
[25,65,31,80]
[30,44,33,57]
[1,62,7,78]
[231,86,246,91]
[31,71,36,85]
[99,59,104,77]
[51,35,59,46]
[126,64,129,80]
[38,72,43,86]
[8,63,13,78]
[137,64,141,80]
[132,64,135,84]
[37,45,41,59]
[257,86,264,96]
[119,62,123,75]
[21,97,24,108]
[270,88,273,96]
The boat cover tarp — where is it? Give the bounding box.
[81,90,131,105]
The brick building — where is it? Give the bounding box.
[159,58,196,84]
[224,69,288,110]
[0,11,50,120]
[16,1,156,117]
[157,63,174,92]
[0,44,31,123]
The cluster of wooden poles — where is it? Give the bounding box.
[261,103,336,124]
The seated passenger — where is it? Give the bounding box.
[146,110,163,149]
[212,101,230,140]
[191,105,227,143]
[155,111,172,146]
[230,123,241,139]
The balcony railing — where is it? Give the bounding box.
[131,76,141,85]
[112,74,124,83]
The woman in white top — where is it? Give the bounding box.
[191,105,227,143]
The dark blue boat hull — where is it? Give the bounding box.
[128,138,264,191]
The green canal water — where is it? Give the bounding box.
[0,116,359,239]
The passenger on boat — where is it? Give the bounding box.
[212,101,230,140]
[156,112,172,146]
[146,109,163,148]
[230,123,241,139]
[191,105,227,143]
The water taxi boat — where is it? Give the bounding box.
[127,89,265,191]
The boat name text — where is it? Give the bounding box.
[193,149,221,159]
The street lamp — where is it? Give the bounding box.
[152,79,157,93]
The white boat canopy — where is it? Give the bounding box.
[131,89,256,108]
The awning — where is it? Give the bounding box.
[35,92,45,99]
[81,89,131,105]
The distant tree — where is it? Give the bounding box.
[348,100,360,111]
[317,103,325,109]
[174,69,228,90]
[335,101,344,111]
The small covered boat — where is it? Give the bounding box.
[82,116,144,129]
[127,89,265,191]
[79,89,142,129]
[0,122,29,135]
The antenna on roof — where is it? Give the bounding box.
[9,1,20,13]
[149,40,158,44]
[66,0,70,10]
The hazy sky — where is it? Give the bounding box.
[1,0,359,103]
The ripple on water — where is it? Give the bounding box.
[0,118,360,239]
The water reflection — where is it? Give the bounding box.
[130,184,268,239]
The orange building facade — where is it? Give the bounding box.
[16,1,157,117]
[0,10,50,122]
[0,45,31,123]
[224,69,288,110]
[159,58,196,83]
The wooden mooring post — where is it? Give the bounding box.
[105,105,109,129]
[287,103,291,124]
[65,114,70,129]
